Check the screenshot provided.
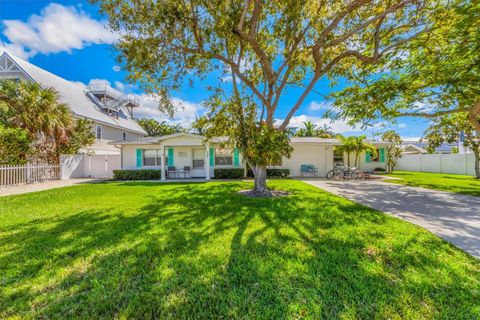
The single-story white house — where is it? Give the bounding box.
[110,133,391,179]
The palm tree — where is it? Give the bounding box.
[336,136,356,166]
[295,121,317,137]
[316,124,335,138]
[0,79,73,163]
[351,135,376,167]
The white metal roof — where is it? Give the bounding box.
[1,52,147,135]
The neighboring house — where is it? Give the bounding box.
[111,133,390,179]
[0,51,147,178]
[400,141,464,154]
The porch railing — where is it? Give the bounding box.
[0,164,61,187]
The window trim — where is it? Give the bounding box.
[142,149,162,167]
[214,149,233,166]
[95,124,102,140]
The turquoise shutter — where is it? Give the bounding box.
[233,149,239,167]
[168,148,174,166]
[379,148,385,163]
[365,151,371,163]
[136,149,142,168]
[209,148,215,167]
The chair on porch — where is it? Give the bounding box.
[183,166,191,178]
[167,166,177,178]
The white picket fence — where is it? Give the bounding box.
[396,153,475,176]
[0,163,61,187]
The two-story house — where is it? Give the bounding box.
[0,51,147,178]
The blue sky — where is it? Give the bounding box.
[0,0,429,140]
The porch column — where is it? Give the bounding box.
[205,145,210,180]
[160,144,166,181]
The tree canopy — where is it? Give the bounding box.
[95,0,442,195]
[329,1,480,132]
[137,118,186,136]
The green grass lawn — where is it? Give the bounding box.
[385,171,480,196]
[0,180,479,319]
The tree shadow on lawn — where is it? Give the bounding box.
[0,182,479,319]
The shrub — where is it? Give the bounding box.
[373,167,386,173]
[213,168,245,179]
[246,168,290,178]
[113,169,161,180]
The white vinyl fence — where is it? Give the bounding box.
[0,163,61,187]
[396,153,476,176]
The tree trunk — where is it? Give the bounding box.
[473,149,480,179]
[467,101,480,178]
[252,165,270,196]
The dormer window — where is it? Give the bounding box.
[96,125,102,140]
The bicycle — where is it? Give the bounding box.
[326,164,365,181]
[326,164,346,180]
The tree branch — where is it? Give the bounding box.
[397,107,471,118]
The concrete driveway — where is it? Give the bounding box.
[303,179,480,259]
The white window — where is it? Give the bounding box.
[215,149,233,165]
[122,131,127,141]
[192,149,204,168]
[143,149,162,166]
[333,148,344,165]
[96,125,102,140]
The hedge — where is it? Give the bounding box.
[213,168,290,179]
[113,169,161,180]
[247,168,290,178]
[213,168,245,179]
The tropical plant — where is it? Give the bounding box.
[295,121,335,138]
[351,135,376,168]
[95,0,439,196]
[137,118,185,137]
[0,79,94,163]
[381,130,402,173]
[58,119,96,156]
[336,136,356,167]
[0,124,32,165]
[424,113,480,178]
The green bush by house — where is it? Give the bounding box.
[113,169,161,180]
[213,168,245,179]
[214,168,290,179]
[247,168,290,178]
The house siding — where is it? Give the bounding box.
[115,135,389,178]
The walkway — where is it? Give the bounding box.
[0,179,98,197]
[303,179,480,259]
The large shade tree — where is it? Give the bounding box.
[329,1,479,168]
[96,0,440,195]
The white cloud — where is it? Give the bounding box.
[135,95,203,128]
[112,65,121,72]
[398,123,407,129]
[308,101,332,111]
[0,41,33,59]
[0,3,117,58]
